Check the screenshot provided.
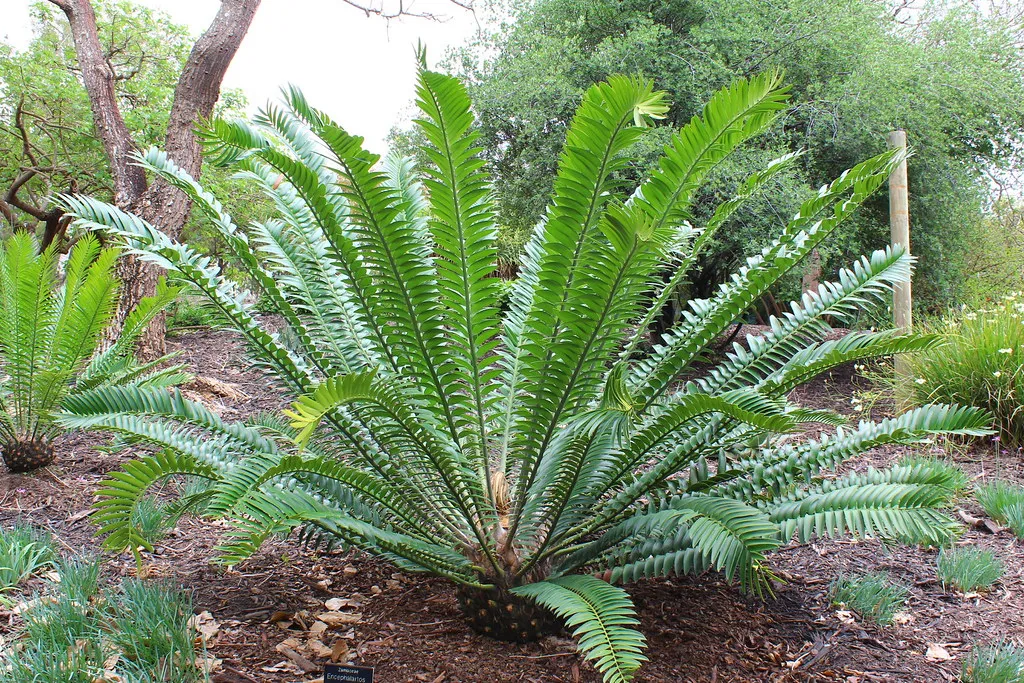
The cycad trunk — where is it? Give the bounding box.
[455,584,561,641]
[1,438,55,473]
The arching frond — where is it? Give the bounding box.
[513,576,647,683]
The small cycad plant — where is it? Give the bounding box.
[0,233,186,472]
[61,68,990,682]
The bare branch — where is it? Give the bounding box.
[14,100,40,168]
[0,198,15,227]
[339,0,473,21]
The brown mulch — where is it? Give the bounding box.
[2,327,1023,682]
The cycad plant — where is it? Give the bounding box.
[61,69,990,682]
[0,233,186,472]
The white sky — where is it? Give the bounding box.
[1,0,486,153]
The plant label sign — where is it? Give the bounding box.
[323,663,374,683]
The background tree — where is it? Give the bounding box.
[422,0,1024,311]
[0,2,192,251]
[5,0,477,356]
[38,0,261,357]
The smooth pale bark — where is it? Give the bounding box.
[887,129,912,407]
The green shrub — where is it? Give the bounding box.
[905,295,1024,448]
[830,572,908,626]
[976,480,1024,524]
[962,642,1024,683]
[63,71,991,683]
[0,233,187,473]
[0,524,55,596]
[167,293,220,330]
[936,547,1004,592]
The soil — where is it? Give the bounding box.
[2,327,1022,682]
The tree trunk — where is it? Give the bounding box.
[802,247,822,294]
[49,0,260,357]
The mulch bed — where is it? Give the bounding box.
[2,327,1022,682]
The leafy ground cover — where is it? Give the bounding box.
[1,327,1022,682]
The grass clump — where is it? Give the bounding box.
[1005,503,1024,540]
[962,642,1024,683]
[166,292,219,331]
[976,480,1024,524]
[936,547,1004,592]
[0,523,55,596]
[0,555,207,683]
[830,572,908,626]
[111,579,204,681]
[904,295,1024,448]
[130,495,175,546]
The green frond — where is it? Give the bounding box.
[499,75,668,484]
[61,194,314,394]
[313,119,465,446]
[566,392,794,539]
[760,330,943,396]
[202,115,402,376]
[286,371,489,538]
[622,149,803,361]
[93,450,220,552]
[217,488,479,582]
[556,508,700,575]
[0,233,179,450]
[414,67,503,482]
[769,480,962,546]
[606,532,710,586]
[513,576,647,683]
[703,404,992,502]
[631,148,906,410]
[667,497,779,590]
[693,247,914,394]
[138,147,363,379]
[285,371,378,446]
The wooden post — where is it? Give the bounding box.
[887,130,912,406]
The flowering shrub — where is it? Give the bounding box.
[907,294,1024,448]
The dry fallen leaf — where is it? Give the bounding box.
[892,612,914,626]
[835,609,856,625]
[325,597,356,611]
[280,636,304,650]
[195,655,222,674]
[331,639,350,663]
[13,595,55,615]
[189,610,220,644]
[317,611,362,627]
[307,638,333,658]
[925,643,953,661]
[309,620,329,637]
[275,643,318,673]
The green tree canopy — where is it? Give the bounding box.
[423,0,1024,309]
